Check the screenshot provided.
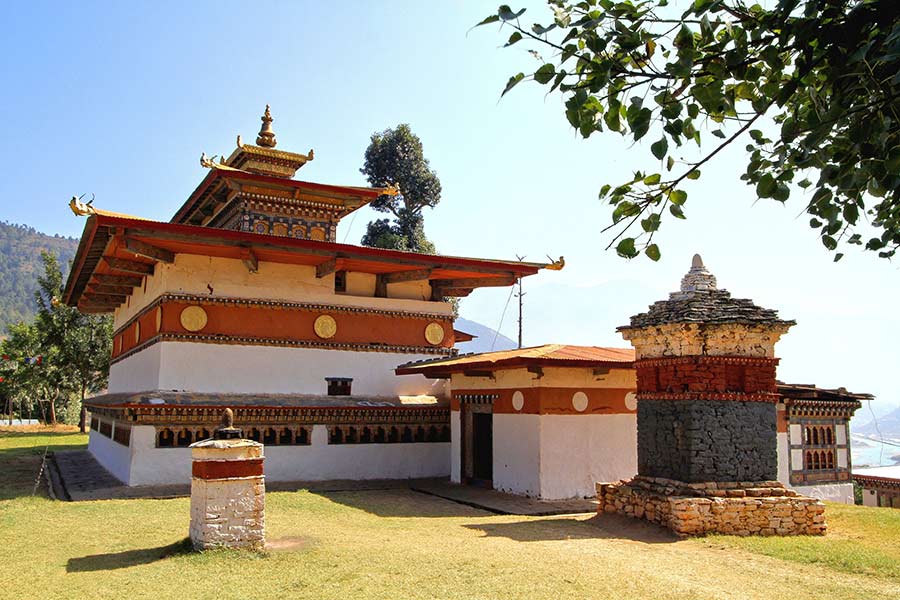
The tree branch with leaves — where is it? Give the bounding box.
[477,0,900,261]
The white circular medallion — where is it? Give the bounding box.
[572,391,589,412]
[511,391,524,412]
[625,391,638,411]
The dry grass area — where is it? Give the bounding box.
[1,430,898,600]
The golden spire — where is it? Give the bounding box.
[256,104,277,148]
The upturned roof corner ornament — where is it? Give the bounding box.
[69,194,96,216]
[256,104,277,148]
[545,255,565,271]
[200,152,248,173]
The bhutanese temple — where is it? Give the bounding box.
[64,107,560,486]
[65,108,872,505]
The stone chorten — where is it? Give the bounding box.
[597,255,825,537]
[619,254,794,483]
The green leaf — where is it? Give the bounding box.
[598,184,612,199]
[534,63,555,84]
[685,169,701,180]
[756,174,776,198]
[886,146,900,173]
[711,129,726,139]
[604,100,622,131]
[645,243,661,261]
[643,173,661,185]
[498,5,526,21]
[651,137,668,160]
[616,237,638,259]
[773,183,790,202]
[501,73,525,97]
[505,32,523,47]
[821,235,837,251]
[641,213,661,232]
[666,156,675,171]
[473,14,500,28]
[669,189,688,205]
[627,107,652,141]
[670,204,686,219]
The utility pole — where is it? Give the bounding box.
[515,255,526,349]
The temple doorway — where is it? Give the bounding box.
[472,413,493,482]
[461,398,494,487]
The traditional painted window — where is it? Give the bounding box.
[113,424,131,447]
[326,377,352,396]
[334,270,347,293]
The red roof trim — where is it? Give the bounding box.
[95,214,546,272]
[64,214,549,307]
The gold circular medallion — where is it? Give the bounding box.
[424,322,445,345]
[155,306,162,333]
[134,322,141,344]
[180,305,208,332]
[314,314,337,339]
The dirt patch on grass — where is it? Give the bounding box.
[266,536,317,552]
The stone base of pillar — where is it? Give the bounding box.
[596,476,825,537]
[189,439,265,551]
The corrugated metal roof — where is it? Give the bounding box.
[396,344,635,376]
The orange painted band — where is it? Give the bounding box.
[192,458,264,480]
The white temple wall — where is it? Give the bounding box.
[776,431,790,485]
[450,410,461,483]
[862,488,879,507]
[125,424,449,486]
[114,254,451,328]
[128,425,189,486]
[265,426,449,481]
[492,414,541,497]
[108,343,162,393]
[87,429,133,484]
[792,482,855,504]
[155,342,448,396]
[539,414,637,499]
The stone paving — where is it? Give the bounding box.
[411,480,598,515]
[49,450,597,514]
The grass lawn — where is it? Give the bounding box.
[1,429,898,600]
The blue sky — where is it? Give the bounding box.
[1,1,897,420]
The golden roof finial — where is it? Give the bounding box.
[256,104,277,148]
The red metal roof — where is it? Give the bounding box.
[396,344,635,377]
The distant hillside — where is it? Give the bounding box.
[0,222,78,331]
[454,317,517,355]
[854,405,900,440]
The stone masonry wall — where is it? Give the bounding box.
[597,477,825,537]
[638,400,777,482]
[636,357,778,395]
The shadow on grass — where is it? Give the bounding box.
[464,513,678,544]
[309,488,491,518]
[66,538,194,572]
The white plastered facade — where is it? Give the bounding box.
[94,252,454,485]
[91,424,449,486]
[449,366,638,500]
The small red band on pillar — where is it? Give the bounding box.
[192,458,264,479]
